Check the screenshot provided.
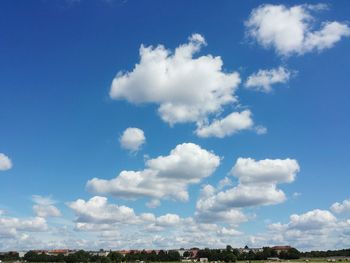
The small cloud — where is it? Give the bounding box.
[32,195,56,206]
[33,204,61,218]
[218,177,233,190]
[195,110,254,138]
[245,67,292,93]
[119,127,146,153]
[245,4,350,56]
[293,192,302,198]
[255,125,267,135]
[0,153,13,171]
[32,195,61,218]
[146,199,161,209]
[331,198,350,214]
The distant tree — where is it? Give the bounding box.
[223,251,237,263]
[74,250,90,263]
[66,253,79,263]
[24,251,41,262]
[148,251,158,261]
[248,250,255,262]
[158,250,167,261]
[232,249,240,257]
[183,251,191,258]
[108,252,123,263]
[168,251,181,261]
[5,252,19,261]
[279,248,300,259]
[197,248,236,263]
[100,256,112,263]
[56,253,65,262]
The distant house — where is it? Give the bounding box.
[177,248,187,257]
[189,248,199,259]
[271,246,292,254]
[238,246,263,254]
[47,249,72,256]
[90,250,110,257]
[117,250,131,256]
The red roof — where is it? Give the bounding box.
[272,246,291,251]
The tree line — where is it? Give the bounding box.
[0,252,20,261]
[195,247,237,262]
[301,249,350,258]
[237,247,301,260]
[22,250,180,263]
[5,247,350,263]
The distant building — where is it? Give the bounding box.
[189,248,199,259]
[238,246,263,254]
[271,246,292,255]
[47,249,73,256]
[90,250,110,257]
[117,250,131,256]
[177,248,187,257]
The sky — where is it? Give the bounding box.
[1,0,350,252]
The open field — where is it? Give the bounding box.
[237,260,344,263]
[2,258,340,263]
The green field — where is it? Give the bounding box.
[236,260,340,263]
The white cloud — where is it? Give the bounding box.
[32,195,61,218]
[219,227,243,236]
[33,205,61,218]
[249,209,347,251]
[68,196,136,224]
[255,125,267,135]
[120,127,146,152]
[293,192,302,198]
[0,216,48,236]
[195,110,254,138]
[196,207,248,225]
[67,198,247,249]
[109,34,241,126]
[146,199,161,209]
[331,198,350,214]
[288,209,336,230]
[218,177,233,189]
[245,4,350,56]
[245,67,292,93]
[68,196,188,235]
[32,195,56,206]
[0,153,12,171]
[194,185,248,224]
[156,214,181,227]
[87,143,220,202]
[231,157,299,185]
[195,158,299,223]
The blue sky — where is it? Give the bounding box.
[1,0,350,251]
